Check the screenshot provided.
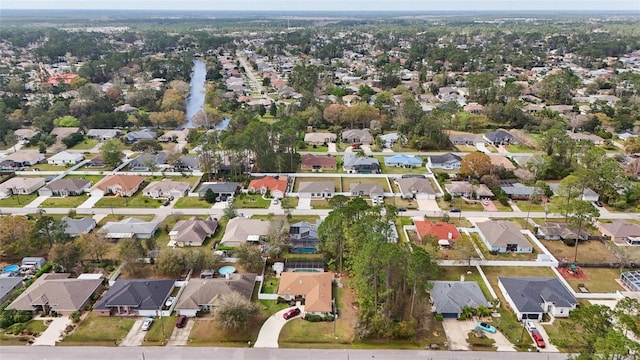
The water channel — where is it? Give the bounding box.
[184,59,206,128]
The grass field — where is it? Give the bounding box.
[563,267,626,293]
[540,239,619,264]
[94,191,163,208]
[233,194,271,209]
[174,196,212,209]
[60,313,135,346]
[189,316,265,346]
[505,144,536,153]
[40,195,88,208]
[28,164,68,171]
[64,174,105,184]
[341,177,390,192]
[70,138,99,150]
[299,145,329,152]
[0,193,38,207]
[310,199,333,209]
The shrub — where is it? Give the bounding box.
[443,193,452,202]
[305,314,323,322]
[35,263,52,277]
[70,311,81,323]
[563,238,576,247]
[435,313,444,322]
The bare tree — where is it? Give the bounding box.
[215,291,259,331]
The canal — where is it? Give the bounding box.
[185,59,206,128]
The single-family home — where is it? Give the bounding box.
[62,217,97,237]
[500,183,535,200]
[349,182,384,199]
[0,277,23,304]
[476,221,533,253]
[129,152,167,171]
[342,153,380,174]
[142,179,190,199]
[14,128,38,142]
[7,273,102,315]
[341,129,373,145]
[2,151,45,168]
[599,220,640,243]
[175,274,256,317]
[86,156,107,168]
[100,217,159,240]
[277,272,334,315]
[38,178,91,197]
[94,175,146,197]
[158,130,185,143]
[549,184,600,202]
[50,127,81,142]
[289,221,320,253]
[297,181,335,199]
[0,177,45,198]
[124,129,157,144]
[247,176,288,199]
[484,129,518,146]
[567,132,604,145]
[429,281,492,318]
[219,217,270,247]
[449,133,484,146]
[414,221,460,246]
[445,181,494,199]
[94,279,175,316]
[198,182,239,201]
[176,156,200,171]
[304,132,337,146]
[300,154,337,172]
[498,277,578,320]
[379,132,404,149]
[536,222,588,241]
[86,129,121,140]
[397,177,437,199]
[384,154,422,168]
[428,153,462,170]
[21,257,47,270]
[47,151,84,166]
[169,217,218,247]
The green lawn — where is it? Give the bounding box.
[341,177,390,192]
[0,320,49,346]
[564,267,627,293]
[310,199,333,209]
[98,214,155,225]
[95,192,163,208]
[0,193,38,207]
[28,164,69,171]
[513,200,547,213]
[189,316,265,346]
[70,138,99,150]
[261,275,280,294]
[64,174,105,184]
[143,315,176,346]
[294,177,342,192]
[299,145,329,152]
[437,266,492,300]
[174,196,212,209]
[505,144,535,153]
[251,214,320,224]
[438,197,512,212]
[232,194,271,209]
[60,313,135,346]
[40,195,88,208]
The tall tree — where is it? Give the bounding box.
[214,291,259,331]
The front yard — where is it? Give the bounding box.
[0,193,38,207]
[232,194,271,209]
[94,191,163,208]
[40,195,89,208]
[0,320,49,346]
[174,196,213,209]
[60,313,135,346]
[189,316,265,346]
[143,314,176,346]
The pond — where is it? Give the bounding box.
[184,60,206,128]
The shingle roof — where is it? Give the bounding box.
[477,221,531,248]
[278,272,334,312]
[94,175,146,193]
[94,279,174,310]
[62,216,97,236]
[430,281,491,314]
[42,178,91,192]
[198,182,239,195]
[247,176,288,194]
[143,179,190,194]
[301,154,337,167]
[429,153,462,165]
[100,217,159,239]
[8,273,102,312]
[499,277,577,313]
[397,177,436,195]
[414,221,460,241]
[175,274,256,310]
[343,153,379,168]
[600,220,640,238]
[298,181,335,194]
[170,217,218,246]
[384,154,422,166]
[220,218,270,246]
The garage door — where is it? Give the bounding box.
[442,313,458,319]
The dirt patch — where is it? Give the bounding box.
[557,266,589,280]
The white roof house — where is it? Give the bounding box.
[47,151,84,166]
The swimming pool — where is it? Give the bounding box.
[291,247,318,254]
[218,266,236,275]
[2,265,19,273]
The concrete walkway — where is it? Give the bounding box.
[78,192,104,209]
[166,319,195,346]
[120,319,146,347]
[25,195,50,208]
[254,306,304,348]
[32,316,70,346]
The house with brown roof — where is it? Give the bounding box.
[142,179,190,199]
[599,220,640,244]
[247,176,288,199]
[94,174,146,197]
[7,273,102,315]
[445,181,495,199]
[298,181,335,199]
[219,217,270,247]
[397,177,437,199]
[341,129,373,145]
[304,132,337,146]
[169,217,218,247]
[476,220,533,253]
[2,151,44,168]
[490,155,517,170]
[38,178,91,197]
[300,154,337,172]
[414,220,460,246]
[49,127,81,142]
[0,177,45,198]
[175,274,256,317]
[277,272,334,315]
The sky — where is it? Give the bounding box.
[2,0,639,12]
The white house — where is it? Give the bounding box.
[498,277,578,321]
[47,151,84,166]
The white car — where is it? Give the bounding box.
[165,296,176,307]
[141,318,153,331]
[525,321,537,331]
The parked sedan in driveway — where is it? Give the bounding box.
[477,321,496,334]
[531,329,546,348]
[283,308,301,320]
[141,318,154,331]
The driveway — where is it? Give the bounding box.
[442,318,473,350]
[417,199,440,212]
[32,316,70,346]
[166,318,195,346]
[254,306,303,348]
[120,319,147,347]
[485,328,516,351]
[297,197,311,210]
[536,325,560,353]
[481,200,498,212]
[25,195,50,208]
[78,191,103,209]
[475,143,489,154]
[327,142,337,153]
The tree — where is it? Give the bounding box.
[537,69,580,105]
[233,243,263,273]
[49,241,82,272]
[32,215,70,249]
[203,188,216,204]
[459,152,492,178]
[118,238,146,272]
[77,232,109,262]
[323,104,347,125]
[268,102,277,117]
[62,132,85,149]
[53,115,80,127]
[131,139,162,153]
[214,291,259,331]
[0,215,35,259]
[3,133,17,152]
[266,217,289,258]
[101,139,123,168]
[223,203,238,219]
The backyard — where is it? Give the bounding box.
[60,313,135,346]
[64,174,106,184]
[563,267,627,293]
[69,138,99,150]
[540,239,619,264]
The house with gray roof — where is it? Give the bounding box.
[476,220,532,253]
[449,133,484,146]
[341,129,373,145]
[498,277,578,320]
[428,153,462,170]
[429,281,491,318]
[297,181,335,199]
[350,182,384,199]
[100,217,159,240]
[63,217,97,237]
[484,129,518,146]
[397,177,437,199]
[342,153,380,174]
[124,129,157,144]
[445,181,494,199]
[94,279,175,317]
[176,156,200,171]
[197,182,239,201]
[175,274,256,317]
[289,221,320,252]
[537,222,588,241]
[0,277,23,304]
[129,152,167,171]
[500,183,535,200]
[87,129,121,140]
[38,178,91,197]
[304,132,337,146]
[379,132,404,148]
[169,217,218,247]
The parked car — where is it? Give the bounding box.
[449,208,461,213]
[594,201,603,207]
[482,199,489,205]
[531,329,546,348]
[176,315,187,328]
[283,307,301,320]
[477,322,496,334]
[141,318,154,331]
[525,321,537,331]
[397,207,407,212]
[162,199,171,206]
[165,296,176,307]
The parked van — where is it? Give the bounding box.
[176,315,187,328]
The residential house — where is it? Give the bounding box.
[175,274,257,317]
[94,279,175,316]
[304,132,337,146]
[86,129,121,140]
[2,151,44,168]
[94,175,146,197]
[50,127,81,142]
[397,177,437,199]
[300,154,337,172]
[129,152,167,171]
[498,277,578,320]
[169,217,218,247]
[38,178,91,197]
[341,129,373,145]
[384,154,422,168]
[428,153,462,170]
[0,278,23,304]
[549,184,600,202]
[247,176,288,199]
[449,133,484,146]
[537,222,588,241]
[414,221,460,246]
[379,132,403,148]
[0,177,45,198]
[476,220,533,253]
[14,128,38,142]
[289,221,320,253]
[500,183,535,200]
[219,217,270,247]
[297,181,335,199]
[86,156,107,168]
[198,182,239,201]
[484,129,517,146]
[124,129,157,144]
[445,181,494,199]
[463,104,484,114]
[342,153,380,174]
[21,257,47,270]
[277,272,334,315]
[349,182,384,199]
[114,104,138,114]
[7,273,102,315]
[62,216,97,237]
[158,130,185,143]
[142,179,190,199]
[599,220,640,243]
[176,156,200,171]
[100,217,159,240]
[567,132,604,145]
[429,281,491,318]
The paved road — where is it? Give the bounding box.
[1,346,570,360]
[254,306,303,348]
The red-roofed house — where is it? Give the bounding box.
[247,176,288,199]
[414,220,460,246]
[47,73,79,86]
[300,154,337,172]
